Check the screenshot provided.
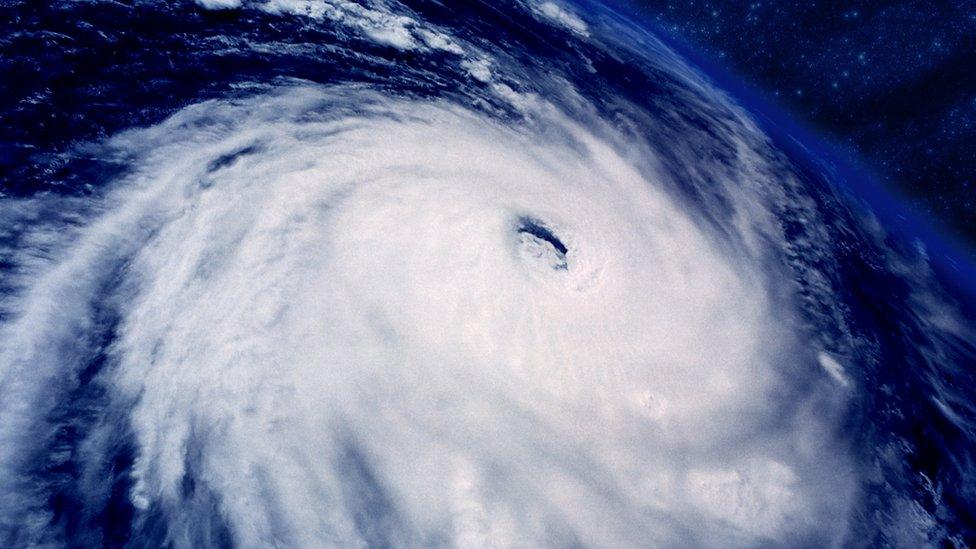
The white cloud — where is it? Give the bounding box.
[461,58,493,83]
[194,0,242,9]
[0,86,858,545]
[534,1,590,37]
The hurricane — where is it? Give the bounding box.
[1,0,975,547]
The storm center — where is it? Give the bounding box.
[516,216,569,270]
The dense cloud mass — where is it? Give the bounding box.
[1,0,974,547]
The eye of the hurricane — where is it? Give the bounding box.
[516,216,569,271]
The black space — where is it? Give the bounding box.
[627,0,976,248]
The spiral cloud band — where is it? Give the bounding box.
[7,0,974,546]
[0,82,857,546]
